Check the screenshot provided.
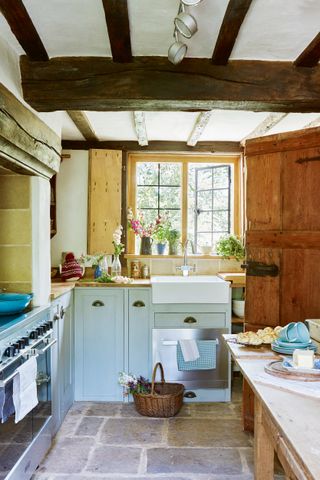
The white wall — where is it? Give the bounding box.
[51,150,89,266]
[0,34,62,137]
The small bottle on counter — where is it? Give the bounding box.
[141,264,149,279]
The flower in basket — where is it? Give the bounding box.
[112,225,125,256]
[118,372,151,396]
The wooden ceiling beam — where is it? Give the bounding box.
[61,140,242,153]
[133,112,148,146]
[212,0,252,65]
[241,113,288,145]
[294,32,320,68]
[67,111,98,142]
[101,0,132,63]
[20,57,320,113]
[187,112,212,147]
[0,0,48,61]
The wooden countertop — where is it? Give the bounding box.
[50,282,75,300]
[223,334,280,360]
[217,272,246,287]
[237,358,320,479]
[75,279,151,288]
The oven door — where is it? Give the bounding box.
[153,328,229,389]
[0,336,56,480]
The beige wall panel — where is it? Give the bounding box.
[88,149,122,254]
[0,176,30,208]
[0,210,31,244]
[0,246,32,282]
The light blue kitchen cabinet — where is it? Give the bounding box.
[128,289,152,380]
[74,288,125,401]
[51,290,74,434]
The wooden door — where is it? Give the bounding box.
[243,126,320,430]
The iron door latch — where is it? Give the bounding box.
[241,261,279,277]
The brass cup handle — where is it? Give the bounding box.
[133,300,145,308]
[183,316,197,324]
[92,300,105,307]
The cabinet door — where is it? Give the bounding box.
[128,289,151,380]
[75,289,124,401]
[59,302,74,419]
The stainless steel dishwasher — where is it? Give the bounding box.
[153,327,229,392]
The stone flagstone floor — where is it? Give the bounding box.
[32,379,284,480]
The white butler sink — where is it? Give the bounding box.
[151,275,230,304]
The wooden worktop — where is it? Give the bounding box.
[75,279,151,288]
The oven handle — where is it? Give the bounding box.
[36,338,57,354]
[162,339,219,346]
[0,352,39,388]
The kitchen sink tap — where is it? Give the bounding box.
[176,239,196,276]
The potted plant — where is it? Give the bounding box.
[215,234,245,272]
[153,223,168,255]
[127,207,156,255]
[166,228,180,255]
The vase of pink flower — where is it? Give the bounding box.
[127,207,157,255]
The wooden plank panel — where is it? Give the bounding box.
[282,147,320,231]
[244,247,281,327]
[246,153,281,231]
[246,231,320,249]
[281,249,320,324]
[88,149,122,254]
[245,126,320,156]
[20,57,320,112]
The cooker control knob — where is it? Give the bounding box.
[29,330,38,340]
[4,345,15,357]
[13,342,20,353]
[36,326,44,336]
[22,336,30,346]
[17,339,25,349]
[41,324,49,333]
[48,320,53,329]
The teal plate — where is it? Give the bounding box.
[272,343,317,354]
[274,339,312,348]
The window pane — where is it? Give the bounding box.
[160,163,181,186]
[160,187,181,209]
[197,211,212,232]
[197,190,212,210]
[140,209,158,227]
[137,163,158,185]
[213,189,229,209]
[213,166,229,188]
[213,210,229,231]
[137,186,158,209]
[197,168,212,189]
[160,209,181,232]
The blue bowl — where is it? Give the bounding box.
[0,293,33,315]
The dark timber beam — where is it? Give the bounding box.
[101,0,132,63]
[67,111,98,142]
[0,0,48,61]
[61,140,242,153]
[20,57,320,113]
[294,32,320,68]
[212,0,252,65]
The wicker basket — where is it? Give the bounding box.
[133,362,184,417]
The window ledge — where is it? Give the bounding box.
[125,254,227,260]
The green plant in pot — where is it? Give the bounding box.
[215,234,245,261]
[153,224,168,255]
[166,228,180,255]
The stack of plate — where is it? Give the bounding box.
[272,339,317,354]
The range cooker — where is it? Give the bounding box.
[0,306,55,480]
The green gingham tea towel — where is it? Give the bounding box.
[177,340,217,371]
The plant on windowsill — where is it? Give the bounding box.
[153,217,169,255]
[215,234,245,273]
[127,207,156,255]
[111,225,125,276]
[166,228,180,255]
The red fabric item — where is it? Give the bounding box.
[61,252,83,281]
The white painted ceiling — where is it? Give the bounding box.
[1,0,319,60]
[0,0,319,143]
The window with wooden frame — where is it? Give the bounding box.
[127,154,241,255]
